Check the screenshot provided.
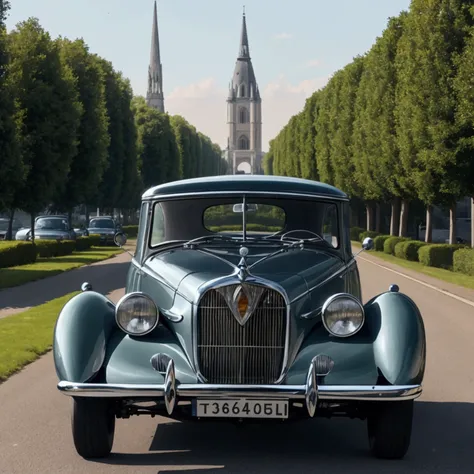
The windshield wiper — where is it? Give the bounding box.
[183,235,246,249]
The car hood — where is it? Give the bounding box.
[144,245,344,304]
[88,228,115,234]
[35,230,70,238]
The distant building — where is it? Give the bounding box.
[146,1,165,112]
[225,10,263,175]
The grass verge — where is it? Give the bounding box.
[0,246,123,290]
[0,291,79,382]
[352,241,474,291]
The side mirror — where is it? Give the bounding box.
[114,232,127,247]
[362,237,374,251]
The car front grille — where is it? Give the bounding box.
[197,284,287,384]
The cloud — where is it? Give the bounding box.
[164,75,330,152]
[274,32,292,40]
[305,59,322,68]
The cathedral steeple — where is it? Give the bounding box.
[239,10,250,59]
[146,1,165,112]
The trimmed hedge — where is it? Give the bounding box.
[88,234,101,246]
[384,236,410,255]
[35,239,76,258]
[0,242,37,269]
[359,231,381,243]
[75,236,92,251]
[374,235,391,252]
[453,248,474,276]
[350,227,365,241]
[394,240,427,262]
[122,225,138,238]
[418,244,467,270]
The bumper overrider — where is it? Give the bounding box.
[57,357,423,418]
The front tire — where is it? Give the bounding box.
[71,397,116,459]
[367,400,414,459]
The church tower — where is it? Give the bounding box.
[226,10,263,174]
[146,1,165,112]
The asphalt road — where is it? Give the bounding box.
[0,252,473,473]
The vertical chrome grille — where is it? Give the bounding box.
[197,284,287,384]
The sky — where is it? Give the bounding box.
[6,0,412,151]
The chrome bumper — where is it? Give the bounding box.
[57,357,422,417]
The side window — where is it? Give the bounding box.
[134,202,149,261]
[150,202,165,246]
[322,204,339,248]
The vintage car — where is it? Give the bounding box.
[87,216,122,245]
[15,215,76,241]
[53,175,426,461]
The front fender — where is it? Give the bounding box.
[366,291,426,385]
[53,291,116,382]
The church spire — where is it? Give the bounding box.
[239,8,250,59]
[146,1,165,112]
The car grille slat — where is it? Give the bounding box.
[197,284,286,384]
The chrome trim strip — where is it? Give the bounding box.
[142,190,350,202]
[57,381,422,402]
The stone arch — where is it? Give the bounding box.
[239,107,249,123]
[238,135,249,150]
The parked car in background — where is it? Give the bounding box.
[87,216,121,245]
[15,215,76,241]
[53,175,426,461]
[74,224,90,237]
[0,217,24,240]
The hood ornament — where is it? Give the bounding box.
[238,246,249,281]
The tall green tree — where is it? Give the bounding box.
[8,18,81,237]
[395,0,474,241]
[52,39,109,221]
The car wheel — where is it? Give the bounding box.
[367,400,413,460]
[71,397,115,459]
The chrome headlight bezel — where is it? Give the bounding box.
[321,293,365,338]
[115,292,159,336]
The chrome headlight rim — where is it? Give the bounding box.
[115,291,159,336]
[321,293,365,338]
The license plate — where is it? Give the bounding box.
[194,399,289,419]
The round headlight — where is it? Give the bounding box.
[115,292,159,336]
[321,293,365,337]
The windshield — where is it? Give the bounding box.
[35,218,68,231]
[0,220,9,231]
[89,219,115,229]
[149,196,340,249]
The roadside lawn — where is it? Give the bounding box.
[0,246,123,290]
[352,241,474,291]
[0,291,80,382]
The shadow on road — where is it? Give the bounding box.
[95,401,473,473]
[0,254,131,314]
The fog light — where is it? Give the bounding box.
[313,354,335,376]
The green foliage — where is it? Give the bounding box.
[0,241,36,268]
[453,248,474,275]
[122,225,138,238]
[359,231,381,243]
[8,19,82,223]
[418,243,468,269]
[34,240,76,258]
[350,226,365,241]
[383,236,409,255]
[394,240,427,262]
[373,235,391,252]
[75,236,92,251]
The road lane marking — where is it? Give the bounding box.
[358,256,474,309]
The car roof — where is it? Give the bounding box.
[90,216,114,220]
[142,175,348,200]
[36,215,68,219]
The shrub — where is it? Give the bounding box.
[383,236,409,255]
[350,227,365,241]
[34,239,76,258]
[374,235,391,252]
[0,242,37,268]
[122,225,138,238]
[75,236,92,251]
[359,231,381,243]
[394,240,427,262]
[88,234,101,246]
[453,248,474,276]
[418,244,468,269]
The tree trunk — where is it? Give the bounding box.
[366,203,373,231]
[85,205,90,226]
[449,202,457,245]
[471,197,474,248]
[390,197,400,236]
[425,205,433,243]
[375,203,381,233]
[7,209,15,241]
[30,212,35,241]
[399,199,409,237]
[68,210,73,229]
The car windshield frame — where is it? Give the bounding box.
[145,193,343,254]
[35,217,69,231]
